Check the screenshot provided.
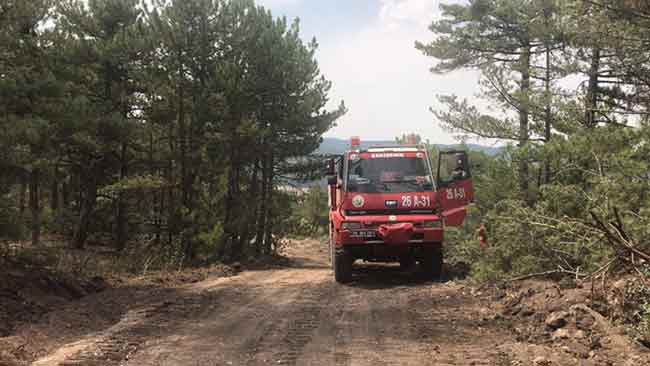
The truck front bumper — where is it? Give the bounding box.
[335,227,443,247]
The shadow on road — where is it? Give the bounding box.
[288,256,331,270]
[343,262,469,289]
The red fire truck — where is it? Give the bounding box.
[326,137,474,283]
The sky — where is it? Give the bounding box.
[257,0,480,144]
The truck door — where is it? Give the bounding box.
[436,151,474,226]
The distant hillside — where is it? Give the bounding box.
[317,137,501,156]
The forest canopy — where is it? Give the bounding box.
[0,0,345,262]
[418,0,650,282]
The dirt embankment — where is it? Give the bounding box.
[1,238,649,366]
[0,267,107,338]
[0,254,235,366]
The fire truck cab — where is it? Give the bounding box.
[326,137,474,283]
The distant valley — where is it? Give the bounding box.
[317,137,501,155]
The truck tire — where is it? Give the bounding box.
[420,247,443,280]
[334,248,353,283]
[329,230,334,269]
[399,255,414,270]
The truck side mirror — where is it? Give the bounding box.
[325,159,335,176]
[327,175,337,185]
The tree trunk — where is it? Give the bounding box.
[166,105,176,247]
[256,156,269,255]
[544,45,552,185]
[585,47,600,128]
[230,161,243,261]
[51,171,59,211]
[240,161,260,257]
[19,172,27,214]
[221,131,240,261]
[115,142,128,251]
[61,177,69,209]
[29,169,40,246]
[519,44,531,205]
[177,57,189,210]
[263,153,274,253]
[177,58,195,261]
[74,171,97,249]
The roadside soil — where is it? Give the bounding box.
[4,238,650,366]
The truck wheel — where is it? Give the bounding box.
[399,255,414,270]
[420,248,443,280]
[329,236,335,270]
[334,248,353,283]
[328,227,333,265]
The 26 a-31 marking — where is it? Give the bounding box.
[446,187,466,200]
[401,195,431,208]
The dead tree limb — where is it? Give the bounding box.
[505,269,584,282]
[590,210,650,263]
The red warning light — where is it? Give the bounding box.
[350,136,361,147]
[406,134,418,145]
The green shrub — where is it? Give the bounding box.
[0,204,26,240]
[197,222,225,259]
[285,186,329,238]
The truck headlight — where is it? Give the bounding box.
[423,220,442,228]
[342,222,362,230]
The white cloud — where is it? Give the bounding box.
[319,0,479,144]
[256,0,302,8]
[379,0,441,27]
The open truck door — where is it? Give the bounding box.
[326,156,343,267]
[325,156,343,209]
[436,151,474,227]
[326,158,337,209]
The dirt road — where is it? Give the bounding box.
[124,243,506,366]
[31,239,510,366]
[32,239,647,366]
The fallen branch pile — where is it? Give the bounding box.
[590,208,650,267]
[503,206,650,283]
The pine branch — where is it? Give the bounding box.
[584,0,650,20]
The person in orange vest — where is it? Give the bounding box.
[477,222,488,249]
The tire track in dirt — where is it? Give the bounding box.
[127,269,330,366]
[270,284,333,365]
[333,289,369,366]
[404,285,502,366]
[332,320,352,366]
[56,292,211,366]
[325,281,412,366]
[364,286,415,366]
[366,304,390,366]
[39,274,264,366]
[329,288,358,366]
[231,268,333,366]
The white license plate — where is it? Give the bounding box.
[350,230,376,238]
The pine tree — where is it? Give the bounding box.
[417,0,567,203]
[56,0,147,248]
[1,0,343,263]
[0,0,61,244]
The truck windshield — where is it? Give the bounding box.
[346,155,433,193]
